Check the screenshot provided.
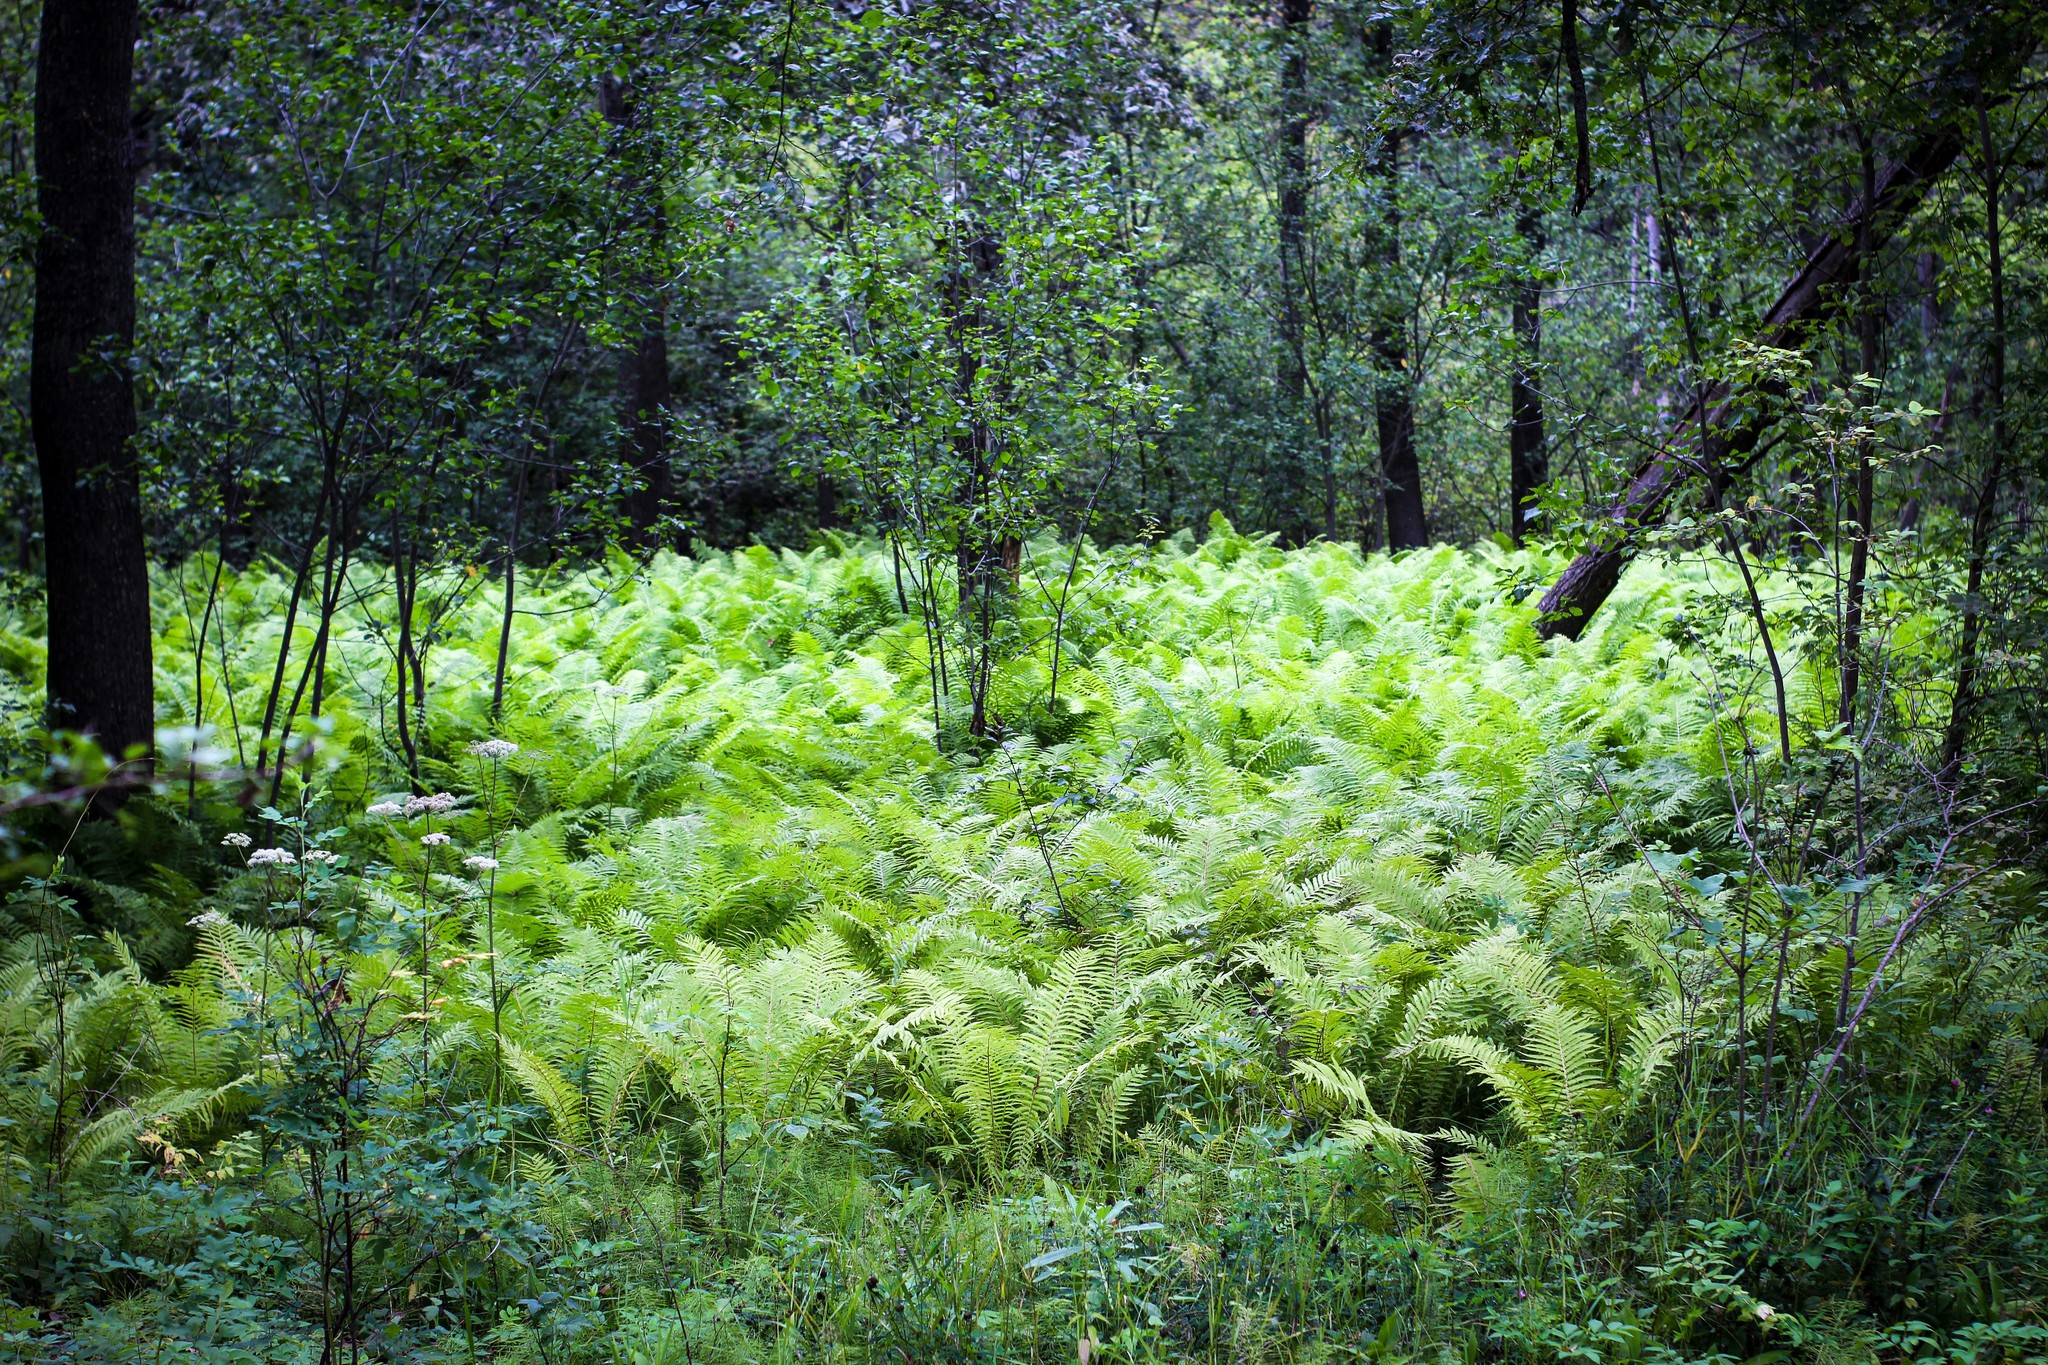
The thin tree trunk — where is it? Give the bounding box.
[1369,22,1427,552]
[266,466,342,802]
[280,494,357,797]
[188,553,226,811]
[1834,137,1882,1032]
[32,0,152,768]
[391,515,421,789]
[1940,97,2009,780]
[1509,209,1547,544]
[305,500,352,723]
[492,457,525,721]
[1317,395,1338,542]
[1273,0,1314,546]
[255,475,331,782]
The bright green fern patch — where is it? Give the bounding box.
[104,530,1769,1171]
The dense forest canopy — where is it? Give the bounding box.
[1,0,2046,1361]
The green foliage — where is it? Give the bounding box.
[0,535,2043,1361]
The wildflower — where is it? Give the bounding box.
[1754,1303,1775,1323]
[420,832,453,847]
[220,832,252,848]
[187,910,230,930]
[247,848,297,868]
[302,849,341,865]
[463,855,499,872]
[405,792,458,816]
[366,801,405,818]
[469,738,519,761]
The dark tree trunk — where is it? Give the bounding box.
[1535,17,2038,639]
[1272,0,1315,546]
[1509,210,1547,544]
[1561,0,1592,213]
[32,0,152,765]
[1941,97,2010,780]
[601,75,673,547]
[1368,22,1427,552]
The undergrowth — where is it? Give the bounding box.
[0,525,2041,1363]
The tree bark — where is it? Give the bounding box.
[32,0,153,764]
[1509,209,1547,544]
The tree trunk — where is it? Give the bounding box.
[1509,210,1547,544]
[601,75,673,547]
[1368,23,1428,552]
[1940,97,2009,780]
[32,0,152,765]
[1561,0,1592,213]
[1272,0,1315,546]
[1534,19,2038,639]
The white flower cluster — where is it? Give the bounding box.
[220,832,252,849]
[247,848,297,868]
[366,801,405,817]
[187,910,231,930]
[302,849,341,865]
[405,792,458,816]
[420,831,453,847]
[468,739,519,761]
[463,855,499,872]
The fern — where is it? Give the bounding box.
[35,533,1805,1185]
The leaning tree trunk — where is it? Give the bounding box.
[32,0,153,767]
[1534,17,2039,639]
